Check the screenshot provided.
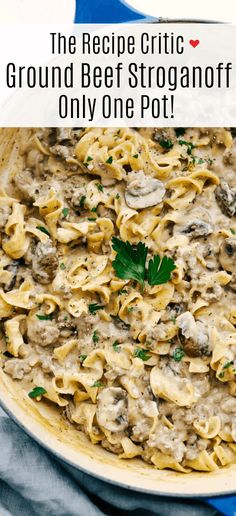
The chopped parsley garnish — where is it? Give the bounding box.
[62,207,69,218]
[96,183,104,192]
[170,315,177,324]
[113,340,121,352]
[36,226,50,236]
[92,330,99,343]
[223,361,234,369]
[28,387,47,399]
[219,371,225,379]
[178,140,195,155]
[111,238,176,289]
[158,138,174,150]
[92,380,104,388]
[197,158,205,165]
[119,289,128,295]
[88,217,97,221]
[88,303,104,314]
[230,228,236,235]
[115,193,120,199]
[134,348,151,361]
[133,154,139,158]
[79,195,86,208]
[86,156,93,162]
[175,128,185,138]
[91,206,98,213]
[79,354,87,363]
[60,262,66,270]
[36,314,53,321]
[127,306,134,313]
[173,348,185,362]
[106,156,113,164]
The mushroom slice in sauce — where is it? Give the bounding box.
[96,387,128,432]
[125,171,165,210]
[181,220,213,238]
[215,181,236,217]
[219,237,236,273]
[177,312,210,358]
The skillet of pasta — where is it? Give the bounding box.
[1,126,236,473]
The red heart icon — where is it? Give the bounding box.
[189,39,200,48]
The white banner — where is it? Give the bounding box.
[0,23,235,126]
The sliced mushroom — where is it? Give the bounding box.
[181,220,213,238]
[219,238,236,273]
[177,312,210,358]
[125,171,165,210]
[215,181,236,217]
[96,387,128,432]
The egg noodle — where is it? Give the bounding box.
[1,126,236,473]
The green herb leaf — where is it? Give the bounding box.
[147,255,176,286]
[79,354,87,363]
[86,156,93,162]
[223,361,234,369]
[115,193,120,199]
[133,154,139,158]
[36,314,53,321]
[88,217,97,221]
[118,289,128,295]
[170,315,177,324]
[88,303,104,314]
[134,348,151,361]
[91,206,98,213]
[112,237,148,288]
[173,348,185,362]
[175,128,185,138]
[36,226,50,236]
[28,387,47,399]
[178,139,195,155]
[113,340,121,352]
[92,380,104,388]
[79,195,86,208]
[198,158,205,165]
[62,207,69,218]
[106,156,113,164]
[230,228,236,235]
[219,371,225,378]
[158,138,174,150]
[92,330,99,343]
[96,183,104,192]
[60,262,66,270]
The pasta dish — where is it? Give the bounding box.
[1,126,236,473]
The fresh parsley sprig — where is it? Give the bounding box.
[147,255,176,286]
[112,237,176,288]
[112,237,148,288]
